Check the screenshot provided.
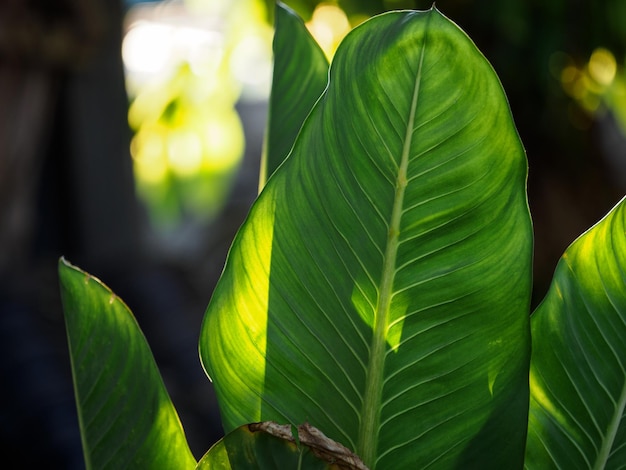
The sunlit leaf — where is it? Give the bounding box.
[525,197,626,469]
[201,6,532,469]
[59,258,196,470]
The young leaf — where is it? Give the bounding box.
[201,7,532,469]
[59,258,196,470]
[525,197,626,469]
[259,2,329,189]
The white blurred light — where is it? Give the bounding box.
[230,34,272,99]
[122,21,174,74]
[173,26,224,76]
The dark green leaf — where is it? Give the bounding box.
[260,2,329,188]
[59,258,196,470]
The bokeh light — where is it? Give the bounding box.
[559,47,626,133]
[122,0,272,231]
[588,48,617,87]
[305,2,351,59]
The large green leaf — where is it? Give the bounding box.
[259,2,329,188]
[525,197,626,469]
[200,7,532,469]
[59,258,196,470]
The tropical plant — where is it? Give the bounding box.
[58,3,626,469]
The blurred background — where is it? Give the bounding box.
[0,0,624,466]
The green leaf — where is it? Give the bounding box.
[259,2,329,188]
[59,258,196,470]
[525,197,626,469]
[200,7,532,469]
[196,421,366,469]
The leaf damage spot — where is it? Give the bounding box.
[248,421,369,469]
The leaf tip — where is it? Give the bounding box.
[59,255,71,269]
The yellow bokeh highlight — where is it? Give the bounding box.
[559,47,626,133]
[166,129,204,177]
[131,124,169,184]
[202,110,245,172]
[588,48,617,87]
[122,0,273,229]
[306,3,351,59]
[561,66,585,99]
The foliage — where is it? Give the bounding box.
[202,5,533,468]
[58,258,196,469]
[525,200,626,469]
[58,3,626,469]
[260,1,328,186]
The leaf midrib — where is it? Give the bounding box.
[356,36,427,468]
[593,358,626,468]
